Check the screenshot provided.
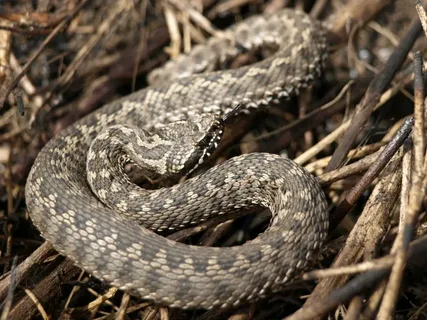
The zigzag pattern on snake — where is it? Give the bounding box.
[25,9,329,309]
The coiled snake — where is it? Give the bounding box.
[25,9,329,309]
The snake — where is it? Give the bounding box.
[25,9,329,309]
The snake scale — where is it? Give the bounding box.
[25,9,329,309]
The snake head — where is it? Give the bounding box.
[160,113,225,179]
[87,114,225,189]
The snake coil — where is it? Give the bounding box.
[26,9,329,309]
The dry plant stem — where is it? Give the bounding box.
[286,269,389,320]
[9,54,44,120]
[383,115,414,141]
[0,0,89,109]
[56,25,170,129]
[243,78,369,155]
[4,23,171,189]
[68,287,119,318]
[0,25,50,35]
[122,302,152,315]
[254,80,357,140]
[309,0,328,18]
[317,149,382,186]
[295,67,414,165]
[0,7,67,29]
[63,270,85,311]
[285,235,427,320]
[0,20,11,89]
[8,259,80,320]
[412,51,425,172]
[345,296,363,320]
[199,220,234,246]
[0,256,17,320]
[263,0,290,14]
[377,51,427,319]
[416,0,427,39]
[325,17,421,172]
[182,11,192,53]
[87,287,118,312]
[330,117,413,230]
[303,255,394,280]
[167,209,253,241]
[159,307,170,320]
[361,280,387,319]
[328,0,392,40]
[50,1,131,97]
[306,141,386,173]
[3,224,13,274]
[4,152,14,274]
[116,293,131,320]
[167,0,220,37]
[23,289,49,320]
[0,242,54,302]
[299,87,314,148]
[164,5,181,59]
[296,149,404,320]
[132,0,149,77]
[228,311,251,320]
[208,0,259,19]
[397,142,412,235]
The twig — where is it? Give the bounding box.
[328,0,392,41]
[0,18,11,90]
[416,0,427,38]
[0,256,18,320]
[0,242,54,302]
[316,149,383,186]
[345,296,364,320]
[115,293,131,319]
[163,4,181,59]
[167,0,220,37]
[49,0,131,98]
[208,0,260,19]
[377,51,427,319]
[160,307,170,320]
[23,288,49,320]
[293,66,414,165]
[302,255,394,280]
[300,142,404,318]
[412,51,426,173]
[325,17,422,172]
[285,235,427,320]
[8,258,80,319]
[310,0,328,18]
[0,0,89,110]
[330,117,413,230]
[361,280,387,319]
[306,141,386,174]
[0,7,67,29]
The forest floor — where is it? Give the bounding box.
[0,0,427,319]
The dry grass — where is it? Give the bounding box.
[0,0,426,319]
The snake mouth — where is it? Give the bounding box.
[198,127,223,165]
[186,122,224,176]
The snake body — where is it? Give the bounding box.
[25,9,329,309]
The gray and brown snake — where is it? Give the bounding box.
[25,9,330,309]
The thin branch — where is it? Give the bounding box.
[0,0,89,110]
[325,17,422,172]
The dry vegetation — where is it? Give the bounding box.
[0,0,427,319]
